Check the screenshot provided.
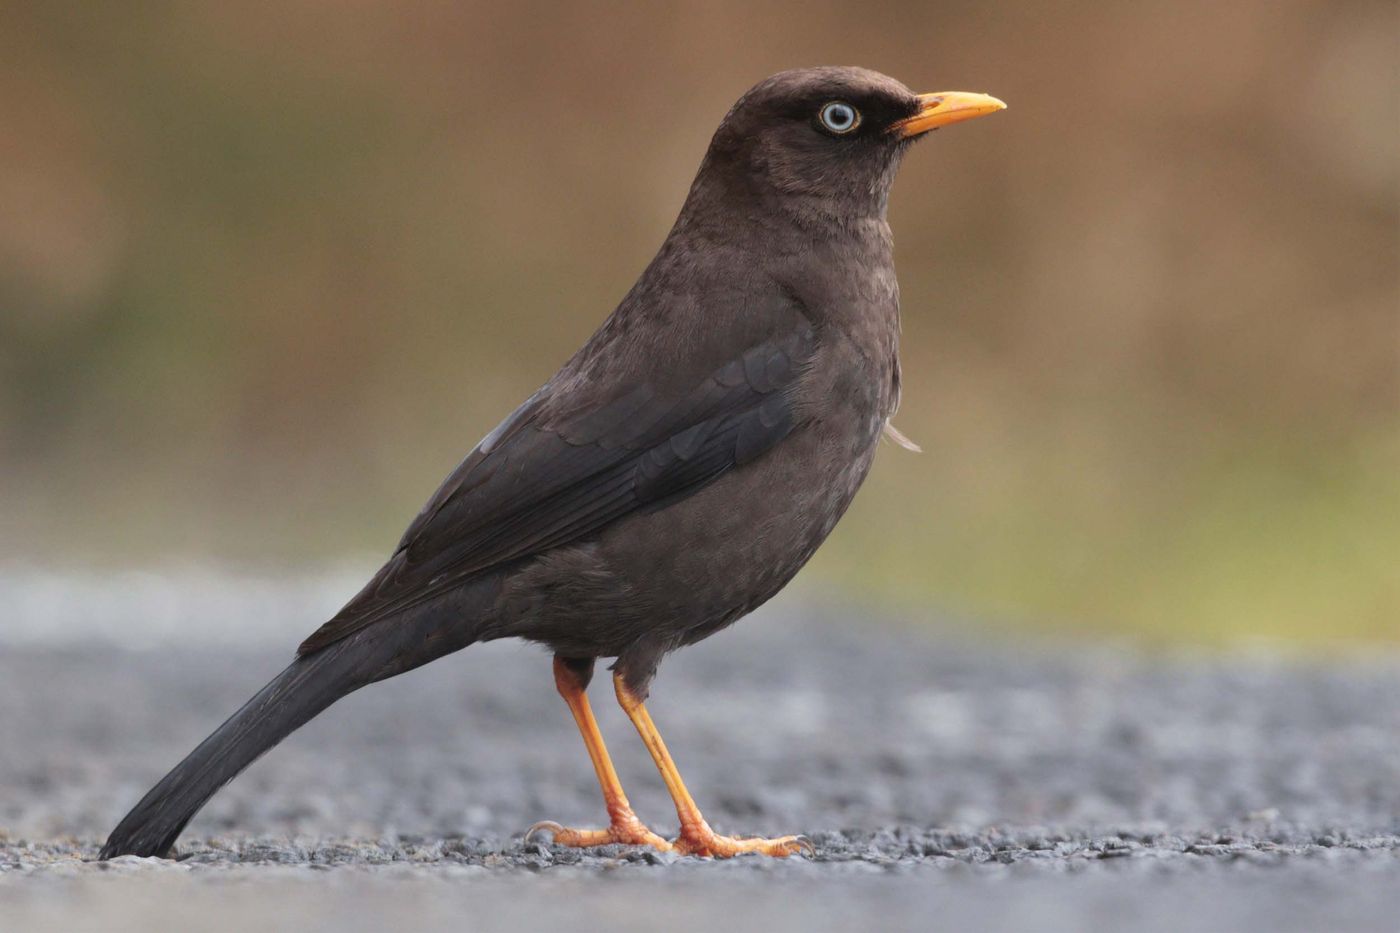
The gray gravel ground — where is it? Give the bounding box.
[2,571,1399,930]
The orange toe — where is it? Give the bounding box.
[672,821,813,858]
[527,817,672,852]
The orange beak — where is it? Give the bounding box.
[891,91,1007,138]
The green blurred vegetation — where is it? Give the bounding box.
[1,2,1395,648]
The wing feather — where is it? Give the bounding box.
[297,323,815,654]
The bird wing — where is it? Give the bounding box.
[298,322,817,654]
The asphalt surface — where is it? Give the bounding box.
[2,569,1399,930]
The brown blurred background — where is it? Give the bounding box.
[1,1,1395,647]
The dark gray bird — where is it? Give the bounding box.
[100,66,1004,860]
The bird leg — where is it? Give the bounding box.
[526,657,671,851]
[613,672,811,858]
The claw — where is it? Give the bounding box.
[524,820,565,844]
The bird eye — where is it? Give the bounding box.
[818,101,860,135]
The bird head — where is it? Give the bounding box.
[689,66,1005,225]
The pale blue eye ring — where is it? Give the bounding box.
[819,101,860,134]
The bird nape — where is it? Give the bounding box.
[99,66,1005,861]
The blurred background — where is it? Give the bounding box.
[1,1,1395,649]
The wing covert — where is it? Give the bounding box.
[298,323,815,654]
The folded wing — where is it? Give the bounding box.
[298,323,816,654]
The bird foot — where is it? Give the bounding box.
[526,817,672,852]
[671,822,813,858]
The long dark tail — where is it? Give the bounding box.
[99,636,380,859]
[100,574,501,860]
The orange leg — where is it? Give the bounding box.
[526,658,670,851]
[613,672,811,858]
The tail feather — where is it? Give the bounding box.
[100,636,379,859]
[100,573,502,860]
